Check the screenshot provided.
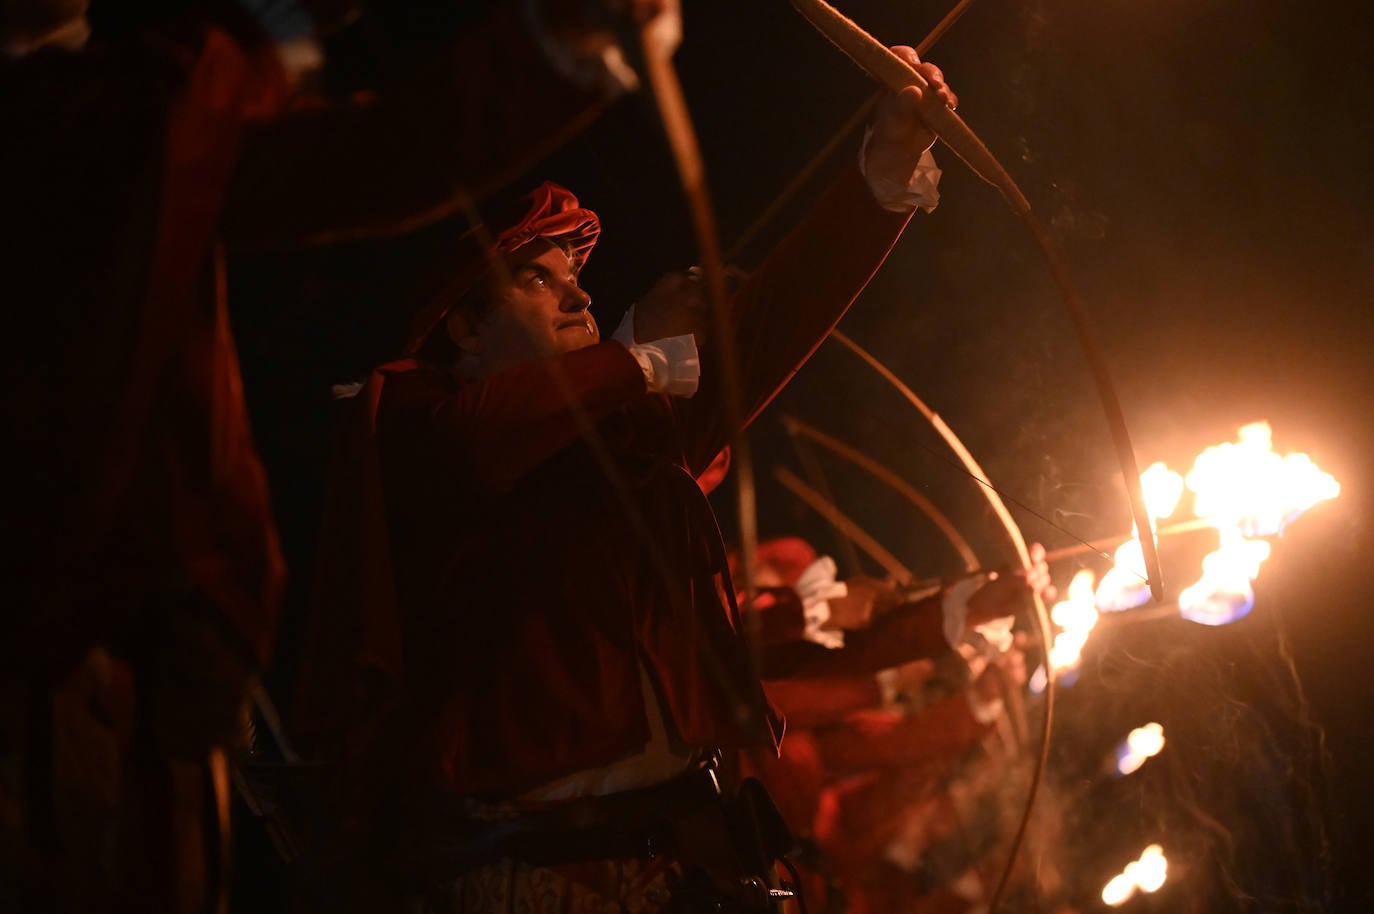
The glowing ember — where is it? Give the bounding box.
[1095,536,1153,611]
[1049,569,1100,671]
[1141,461,1185,523]
[1128,722,1166,758]
[1101,872,1135,907]
[1101,844,1168,906]
[1116,722,1166,776]
[1134,844,1168,892]
[1186,422,1340,537]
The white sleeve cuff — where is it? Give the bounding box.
[519,0,639,94]
[875,667,900,708]
[611,307,638,346]
[974,616,1015,654]
[858,128,942,214]
[966,690,1005,725]
[614,306,700,397]
[795,556,847,650]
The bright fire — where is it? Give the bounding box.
[1049,569,1099,671]
[1101,844,1168,906]
[1141,461,1185,523]
[1095,536,1153,612]
[1092,463,1184,614]
[1116,722,1166,776]
[1186,422,1340,537]
[1039,422,1339,682]
[1108,422,1337,627]
[1177,531,1272,625]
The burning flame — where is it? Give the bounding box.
[1042,422,1338,667]
[1141,461,1185,523]
[1177,531,1272,626]
[1116,722,1166,776]
[1094,423,1339,627]
[1049,569,1099,671]
[1172,423,1337,625]
[1094,464,1180,612]
[1095,536,1153,612]
[1101,844,1168,906]
[1186,422,1339,537]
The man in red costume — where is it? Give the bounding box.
[301,45,969,913]
[723,531,1044,913]
[0,1,654,910]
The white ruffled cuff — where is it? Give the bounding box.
[613,306,700,397]
[875,667,900,708]
[973,616,1015,654]
[795,556,846,650]
[519,0,639,94]
[859,129,942,214]
[966,690,1005,725]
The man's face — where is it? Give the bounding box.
[460,239,597,372]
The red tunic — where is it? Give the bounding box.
[339,165,916,797]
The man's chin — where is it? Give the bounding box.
[554,327,600,351]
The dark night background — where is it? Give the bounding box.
[231,0,1374,910]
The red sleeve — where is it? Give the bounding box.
[763,676,884,729]
[760,594,951,679]
[380,343,647,491]
[745,585,809,645]
[675,164,915,473]
[221,5,614,249]
[815,696,991,773]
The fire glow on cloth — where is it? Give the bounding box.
[1101,844,1168,906]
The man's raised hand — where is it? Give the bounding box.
[863,48,958,188]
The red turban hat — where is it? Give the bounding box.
[405,181,600,353]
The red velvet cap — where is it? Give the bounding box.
[755,537,820,588]
[727,536,820,589]
[405,181,600,352]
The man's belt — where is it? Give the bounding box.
[395,758,727,879]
